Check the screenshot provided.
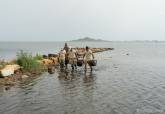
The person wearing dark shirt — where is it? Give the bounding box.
[63,43,70,69]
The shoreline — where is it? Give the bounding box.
[0,48,114,87]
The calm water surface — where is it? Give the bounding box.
[0,42,165,114]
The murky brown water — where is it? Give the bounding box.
[0,42,165,114]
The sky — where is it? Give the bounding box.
[0,0,165,41]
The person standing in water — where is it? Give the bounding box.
[68,48,78,70]
[63,43,70,69]
[83,46,95,71]
[58,49,66,69]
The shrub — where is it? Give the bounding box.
[34,53,43,60]
[16,50,44,73]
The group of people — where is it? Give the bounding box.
[58,43,95,71]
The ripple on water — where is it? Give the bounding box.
[1,43,165,114]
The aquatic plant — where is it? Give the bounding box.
[16,50,44,73]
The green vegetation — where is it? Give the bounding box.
[34,53,43,60]
[16,50,44,73]
[0,60,8,69]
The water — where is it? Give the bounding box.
[0,42,165,114]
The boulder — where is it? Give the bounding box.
[0,64,20,77]
[49,57,58,64]
[5,64,20,71]
[42,59,53,65]
[1,68,14,77]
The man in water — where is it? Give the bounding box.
[58,49,66,69]
[83,46,95,71]
[63,43,69,69]
[68,48,77,70]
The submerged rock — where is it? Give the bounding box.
[21,75,29,79]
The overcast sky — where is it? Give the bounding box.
[0,0,165,41]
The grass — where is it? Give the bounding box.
[0,60,8,69]
[16,50,44,73]
[34,53,43,60]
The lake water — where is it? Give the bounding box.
[0,42,165,114]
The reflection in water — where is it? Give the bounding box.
[58,70,77,81]
[82,72,96,114]
[83,71,95,83]
[57,69,97,114]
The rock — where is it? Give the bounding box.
[42,59,53,65]
[21,75,29,79]
[43,55,48,59]
[1,68,14,77]
[5,86,11,90]
[4,77,13,81]
[49,57,58,64]
[48,66,55,74]
[0,64,20,77]
[48,54,58,58]
[5,64,20,71]
[4,81,15,86]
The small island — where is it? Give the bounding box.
[70,37,109,42]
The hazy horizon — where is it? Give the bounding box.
[0,39,165,42]
[0,0,164,41]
